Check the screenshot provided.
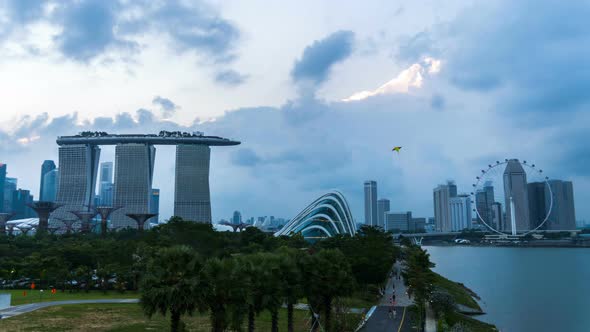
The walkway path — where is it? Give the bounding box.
[362,262,414,332]
[0,299,139,319]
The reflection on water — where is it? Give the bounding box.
[424,246,590,332]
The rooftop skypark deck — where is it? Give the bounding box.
[56,131,240,146]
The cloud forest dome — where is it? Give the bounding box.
[275,191,355,239]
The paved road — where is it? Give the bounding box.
[361,262,415,332]
[0,299,139,319]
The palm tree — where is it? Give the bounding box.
[302,249,355,332]
[140,246,204,332]
[277,248,304,332]
[202,257,249,332]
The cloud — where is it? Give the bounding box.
[214,70,248,86]
[433,1,590,115]
[53,0,131,62]
[343,57,441,102]
[4,0,46,23]
[1,0,240,64]
[152,96,179,118]
[291,30,354,86]
[144,0,240,62]
[231,148,261,166]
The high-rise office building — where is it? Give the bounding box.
[0,163,6,212]
[410,217,426,232]
[99,162,113,184]
[53,145,101,224]
[503,159,530,232]
[39,160,56,201]
[449,194,472,231]
[433,181,457,232]
[491,202,503,230]
[99,182,114,206]
[112,144,156,229]
[475,182,494,225]
[12,189,34,219]
[546,180,576,230]
[377,198,390,229]
[364,181,378,226]
[98,162,114,205]
[174,145,212,223]
[232,210,242,225]
[3,177,17,213]
[41,169,59,202]
[527,182,547,230]
[150,188,160,223]
[385,211,412,232]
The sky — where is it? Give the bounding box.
[0,0,589,225]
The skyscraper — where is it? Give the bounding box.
[174,145,211,223]
[377,198,390,229]
[503,159,530,232]
[546,180,576,230]
[232,211,242,225]
[3,177,17,213]
[449,194,472,231]
[112,144,156,229]
[150,188,160,223]
[99,182,114,206]
[475,181,495,225]
[53,144,101,223]
[0,163,5,212]
[491,202,503,230]
[41,169,59,202]
[12,189,34,219]
[364,181,377,226]
[527,182,547,230]
[98,162,114,205]
[39,160,56,201]
[433,181,457,232]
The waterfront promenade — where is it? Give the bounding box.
[362,262,413,332]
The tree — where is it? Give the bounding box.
[140,246,204,332]
[277,248,304,332]
[402,246,436,329]
[202,257,249,332]
[302,249,355,332]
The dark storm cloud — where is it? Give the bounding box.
[291,30,355,85]
[214,70,248,86]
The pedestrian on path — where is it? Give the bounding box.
[393,308,397,319]
[388,307,393,319]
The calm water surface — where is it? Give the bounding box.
[424,246,590,332]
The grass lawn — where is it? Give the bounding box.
[445,311,497,332]
[0,289,138,306]
[298,291,376,310]
[0,303,361,332]
[432,273,482,311]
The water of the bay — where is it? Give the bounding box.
[423,246,590,332]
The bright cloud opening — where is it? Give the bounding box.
[342,57,442,102]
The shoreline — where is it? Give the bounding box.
[423,242,590,249]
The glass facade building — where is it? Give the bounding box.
[53,145,101,225]
[174,145,211,223]
[275,191,355,239]
[111,144,156,229]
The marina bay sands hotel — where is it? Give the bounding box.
[53,132,240,229]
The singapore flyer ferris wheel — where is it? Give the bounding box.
[470,159,553,236]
